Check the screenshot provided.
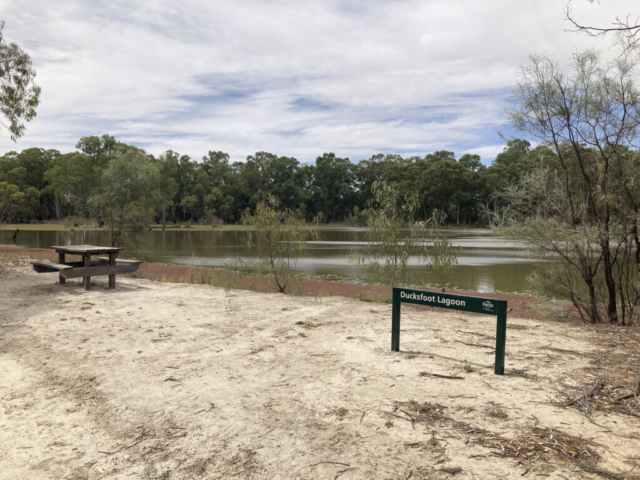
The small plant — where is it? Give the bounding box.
[305,296,323,306]
[199,267,210,284]
[358,293,379,303]
[385,420,394,428]
[335,407,348,418]
[240,195,319,294]
[428,437,438,447]
[210,269,240,292]
[464,365,475,373]
[350,181,457,287]
[487,407,508,420]
[187,254,197,283]
[287,279,307,296]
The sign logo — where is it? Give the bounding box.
[482,300,494,311]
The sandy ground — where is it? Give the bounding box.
[1,264,639,480]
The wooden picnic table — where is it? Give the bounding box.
[31,245,142,290]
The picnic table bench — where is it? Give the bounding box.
[31,245,142,290]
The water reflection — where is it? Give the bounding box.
[1,227,538,294]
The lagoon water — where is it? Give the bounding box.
[1,227,538,294]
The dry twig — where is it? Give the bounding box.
[419,372,464,380]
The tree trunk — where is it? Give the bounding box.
[632,219,640,266]
[602,241,619,323]
[585,274,601,323]
[54,196,63,220]
[456,204,460,226]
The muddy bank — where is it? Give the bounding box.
[0,244,575,322]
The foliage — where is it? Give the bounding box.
[45,152,97,217]
[0,22,41,141]
[0,181,20,223]
[240,195,319,293]
[503,50,640,325]
[0,133,542,227]
[157,150,179,230]
[90,147,160,253]
[351,181,458,287]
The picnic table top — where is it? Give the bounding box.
[51,245,124,255]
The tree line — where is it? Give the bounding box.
[0,135,552,227]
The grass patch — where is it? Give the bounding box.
[335,407,348,418]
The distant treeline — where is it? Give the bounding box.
[0,135,554,226]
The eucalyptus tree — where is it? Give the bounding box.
[311,153,355,222]
[76,134,120,168]
[91,147,160,252]
[504,50,640,324]
[45,152,95,218]
[421,159,473,225]
[0,181,20,223]
[156,150,179,230]
[0,22,41,141]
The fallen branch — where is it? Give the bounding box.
[615,393,636,402]
[385,412,414,423]
[419,372,464,380]
[309,461,351,468]
[564,378,604,407]
[334,468,354,480]
[97,435,150,455]
[454,340,494,350]
[438,466,462,475]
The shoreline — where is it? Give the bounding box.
[0,244,576,322]
[0,222,363,232]
[0,222,489,232]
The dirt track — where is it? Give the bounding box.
[1,263,639,479]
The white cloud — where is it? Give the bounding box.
[1,0,637,163]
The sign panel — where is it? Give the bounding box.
[391,287,508,375]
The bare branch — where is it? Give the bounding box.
[564,1,640,51]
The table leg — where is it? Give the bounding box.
[83,254,91,291]
[108,252,116,289]
[58,253,66,285]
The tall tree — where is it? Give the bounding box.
[505,50,640,324]
[156,150,179,230]
[0,22,41,141]
[76,134,119,169]
[91,146,160,252]
[311,153,354,222]
[45,152,96,218]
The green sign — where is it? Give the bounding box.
[391,287,508,375]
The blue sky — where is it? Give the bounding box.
[0,0,635,164]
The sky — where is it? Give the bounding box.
[1,0,637,164]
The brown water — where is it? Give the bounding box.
[1,227,538,294]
